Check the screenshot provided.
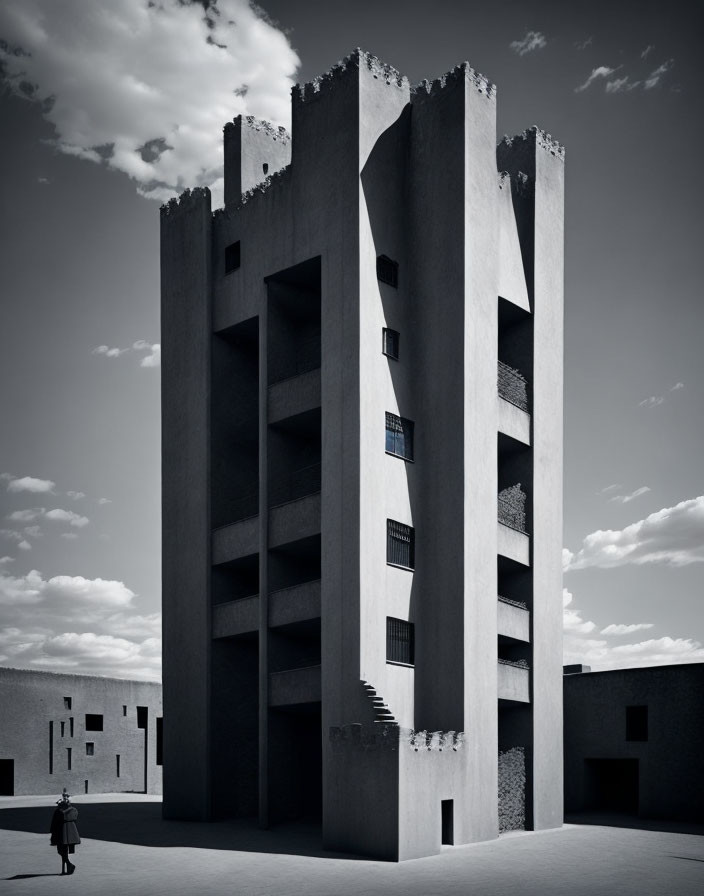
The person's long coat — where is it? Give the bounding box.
[50,804,81,854]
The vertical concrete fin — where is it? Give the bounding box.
[160,186,213,820]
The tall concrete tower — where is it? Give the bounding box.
[160,49,564,861]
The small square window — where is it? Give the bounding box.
[387,616,414,665]
[376,254,398,288]
[387,519,414,570]
[63,697,72,710]
[85,713,103,732]
[86,743,95,756]
[385,412,414,461]
[382,328,399,360]
[626,706,648,742]
[225,240,241,274]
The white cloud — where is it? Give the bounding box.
[598,484,622,495]
[7,508,44,522]
[0,567,160,679]
[563,588,596,634]
[44,508,90,528]
[0,557,13,566]
[671,382,685,391]
[644,59,673,89]
[0,529,31,549]
[92,344,128,358]
[510,31,547,56]
[0,0,299,207]
[606,76,638,94]
[609,486,651,504]
[639,395,664,408]
[98,498,112,506]
[565,495,704,571]
[66,491,86,500]
[6,476,55,494]
[134,341,161,368]
[575,66,616,92]
[23,526,42,538]
[641,45,654,59]
[601,623,654,635]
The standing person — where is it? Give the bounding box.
[49,788,81,875]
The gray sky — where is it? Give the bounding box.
[0,0,702,680]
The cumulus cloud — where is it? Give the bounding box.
[564,495,704,571]
[0,529,32,550]
[6,475,55,494]
[563,587,704,670]
[575,66,616,92]
[601,623,654,635]
[66,491,86,500]
[609,486,651,505]
[98,498,112,506]
[0,568,160,679]
[134,340,161,368]
[7,508,44,522]
[44,509,90,528]
[0,557,13,566]
[92,345,127,358]
[0,0,299,206]
[510,31,547,56]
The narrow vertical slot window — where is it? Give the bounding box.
[225,240,241,274]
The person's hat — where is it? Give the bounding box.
[56,788,71,804]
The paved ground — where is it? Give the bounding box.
[0,795,702,896]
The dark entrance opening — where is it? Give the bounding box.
[584,758,639,813]
[269,702,322,823]
[0,759,14,795]
[441,799,454,845]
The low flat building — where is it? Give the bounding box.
[0,667,162,797]
[563,663,704,822]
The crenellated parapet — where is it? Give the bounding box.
[293,47,409,103]
[330,723,466,752]
[413,61,496,100]
[497,126,565,180]
[224,115,291,145]
[160,186,211,219]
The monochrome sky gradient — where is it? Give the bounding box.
[0,0,702,679]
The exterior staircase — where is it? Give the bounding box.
[361,679,398,726]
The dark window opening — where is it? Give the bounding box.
[387,616,415,665]
[84,780,88,794]
[86,743,94,756]
[0,759,14,796]
[63,697,72,710]
[225,240,241,274]
[385,412,414,461]
[122,705,127,717]
[116,755,120,778]
[136,706,148,730]
[85,714,103,732]
[67,748,72,771]
[442,800,454,845]
[69,717,74,738]
[156,717,163,766]
[49,722,53,775]
[626,705,648,742]
[263,162,269,175]
[382,328,400,360]
[60,721,65,738]
[387,519,414,569]
[377,254,398,288]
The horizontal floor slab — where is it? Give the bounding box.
[212,515,259,565]
[497,600,530,643]
[498,522,530,566]
[498,396,531,445]
[269,664,321,707]
[268,369,321,425]
[498,662,530,703]
[270,580,321,628]
[212,595,259,638]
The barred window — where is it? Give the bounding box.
[385,412,414,461]
[376,254,398,288]
[387,519,414,569]
[225,240,241,274]
[382,328,400,360]
[387,616,414,665]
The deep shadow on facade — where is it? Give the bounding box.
[0,667,162,797]
[563,663,704,822]
[160,50,565,860]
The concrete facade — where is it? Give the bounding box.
[564,663,704,822]
[0,667,162,797]
[161,50,565,860]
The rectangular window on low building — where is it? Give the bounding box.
[225,240,241,274]
[86,743,94,756]
[385,412,414,461]
[386,616,414,665]
[64,697,72,710]
[376,254,398,288]
[60,721,65,738]
[122,705,127,717]
[69,718,74,738]
[626,705,648,742]
[85,714,103,732]
[67,748,72,771]
[116,755,120,778]
[382,328,399,360]
[387,519,414,569]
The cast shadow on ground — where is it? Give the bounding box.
[0,802,366,860]
[565,812,704,837]
[5,873,61,879]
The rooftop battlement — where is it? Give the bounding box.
[160,186,211,219]
[498,125,565,168]
[224,114,291,145]
[293,47,409,103]
[413,61,496,100]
